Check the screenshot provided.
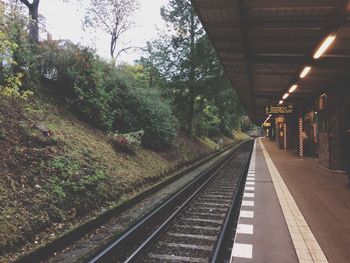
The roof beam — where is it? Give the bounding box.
[238,0,256,114]
[259,1,350,108]
[206,20,325,30]
[191,0,350,124]
[195,0,237,9]
[251,53,350,69]
[195,0,338,9]
[211,35,321,43]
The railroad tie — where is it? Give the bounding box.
[167,232,217,241]
[148,253,208,263]
[159,241,213,251]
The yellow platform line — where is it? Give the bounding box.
[259,139,328,263]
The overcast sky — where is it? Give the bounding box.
[39,0,169,63]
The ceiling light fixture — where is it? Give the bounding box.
[289,84,298,93]
[314,34,336,59]
[300,66,311,78]
[282,93,289,100]
[279,100,284,105]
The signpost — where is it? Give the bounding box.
[265,105,294,115]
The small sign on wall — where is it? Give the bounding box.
[265,105,294,115]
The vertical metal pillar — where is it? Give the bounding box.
[299,113,304,159]
[284,123,287,150]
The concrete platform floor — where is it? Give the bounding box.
[262,138,350,263]
[232,140,298,263]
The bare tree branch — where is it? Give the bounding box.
[83,0,139,59]
[115,46,143,60]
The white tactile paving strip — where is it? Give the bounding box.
[243,193,254,198]
[232,243,253,259]
[259,139,328,263]
[241,200,254,207]
[230,140,257,261]
[240,210,254,219]
[237,224,254,235]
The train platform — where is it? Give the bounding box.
[231,138,350,263]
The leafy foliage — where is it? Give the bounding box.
[0,72,33,100]
[39,41,178,148]
[7,11,39,87]
[2,0,245,149]
[128,87,178,148]
[139,2,246,138]
[110,129,144,153]
[0,9,34,101]
[194,98,221,137]
[40,42,116,129]
[47,155,108,213]
[160,0,204,135]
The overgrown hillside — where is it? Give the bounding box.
[0,93,246,261]
[0,2,249,260]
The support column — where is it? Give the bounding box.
[299,113,304,159]
[284,123,287,150]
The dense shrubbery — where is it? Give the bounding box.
[39,41,178,148]
[2,1,245,151]
[119,87,178,148]
[0,13,34,101]
[39,42,117,129]
[48,155,109,214]
[110,130,144,153]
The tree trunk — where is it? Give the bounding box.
[28,3,39,44]
[20,0,40,45]
[149,71,153,89]
[187,88,195,137]
[187,7,196,138]
[110,34,117,58]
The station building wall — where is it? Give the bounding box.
[317,90,350,171]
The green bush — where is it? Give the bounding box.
[194,99,221,137]
[0,13,35,100]
[109,130,144,154]
[47,156,108,214]
[39,42,178,148]
[39,42,116,130]
[127,88,178,148]
[6,10,39,89]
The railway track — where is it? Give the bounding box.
[88,140,253,263]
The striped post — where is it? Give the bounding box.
[299,114,304,159]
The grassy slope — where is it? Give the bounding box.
[0,94,247,261]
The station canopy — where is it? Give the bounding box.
[190,0,350,124]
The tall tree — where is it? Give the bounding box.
[161,0,204,136]
[84,0,139,59]
[140,2,246,138]
[19,0,40,44]
[136,40,169,90]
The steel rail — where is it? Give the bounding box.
[87,140,251,263]
[211,140,253,262]
[15,141,245,263]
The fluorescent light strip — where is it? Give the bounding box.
[282,93,289,100]
[300,66,311,78]
[289,84,298,93]
[314,34,336,59]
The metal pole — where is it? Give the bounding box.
[299,113,304,159]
